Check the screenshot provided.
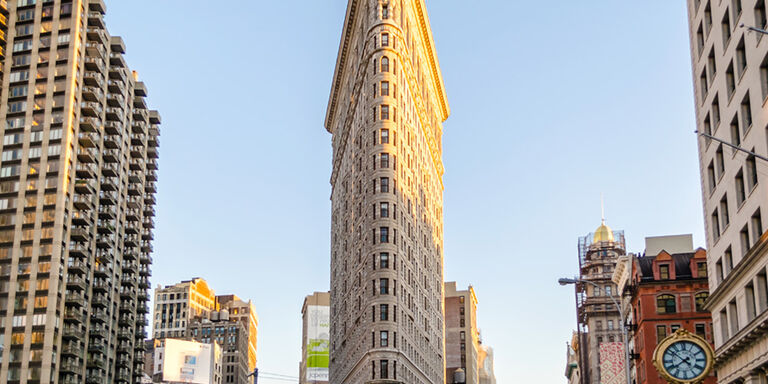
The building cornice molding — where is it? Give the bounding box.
[325,0,450,134]
[705,231,768,310]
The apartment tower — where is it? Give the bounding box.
[686,1,768,382]
[324,1,450,383]
[576,221,625,383]
[444,282,478,384]
[0,0,161,383]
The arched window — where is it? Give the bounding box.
[657,294,677,314]
[381,56,390,72]
[695,292,709,312]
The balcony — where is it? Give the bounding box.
[146,170,157,182]
[147,147,159,159]
[140,254,152,265]
[91,295,109,307]
[79,116,100,133]
[76,147,96,164]
[96,250,113,263]
[92,279,109,292]
[89,326,106,338]
[145,183,157,194]
[110,51,126,68]
[66,260,88,276]
[84,56,106,74]
[84,70,105,88]
[88,340,107,355]
[69,242,91,257]
[104,120,121,135]
[122,261,137,273]
[148,135,159,148]
[78,131,99,148]
[127,185,141,196]
[62,325,82,339]
[70,228,90,242]
[64,308,86,324]
[101,162,119,177]
[129,159,144,172]
[59,361,82,374]
[98,204,116,220]
[110,66,128,83]
[125,235,139,247]
[99,190,117,205]
[138,277,150,289]
[123,251,138,261]
[89,0,105,14]
[81,85,103,102]
[146,159,158,170]
[65,293,87,307]
[108,79,125,94]
[88,11,104,29]
[86,27,107,45]
[76,163,97,179]
[73,194,95,210]
[86,356,106,370]
[66,276,87,291]
[134,97,147,110]
[128,172,142,184]
[139,266,151,277]
[96,234,114,248]
[100,177,117,193]
[62,343,83,357]
[74,180,96,194]
[118,315,134,326]
[103,134,120,149]
[143,219,155,229]
[107,92,125,107]
[90,310,108,324]
[80,100,102,117]
[130,146,143,159]
[103,148,119,163]
[133,109,148,122]
[105,106,122,122]
[126,209,140,221]
[127,196,142,209]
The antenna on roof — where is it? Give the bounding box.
[601,193,606,224]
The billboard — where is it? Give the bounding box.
[161,339,213,384]
[306,305,330,382]
[599,342,626,384]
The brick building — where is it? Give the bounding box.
[617,235,715,384]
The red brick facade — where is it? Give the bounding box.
[629,249,715,384]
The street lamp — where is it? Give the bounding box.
[246,368,258,384]
[741,23,768,35]
[559,277,631,384]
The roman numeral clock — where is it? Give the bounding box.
[652,329,714,384]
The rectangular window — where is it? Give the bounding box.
[381,129,389,144]
[731,115,741,147]
[698,262,708,277]
[746,282,757,321]
[741,225,751,255]
[723,10,732,45]
[380,105,390,120]
[660,264,670,280]
[727,62,736,99]
[752,209,763,242]
[380,252,389,268]
[380,331,388,347]
[381,153,389,168]
[747,154,758,190]
[380,279,389,294]
[657,325,667,343]
[380,360,388,379]
[742,93,753,129]
[381,33,389,47]
[380,177,389,193]
[716,145,725,178]
[736,169,746,205]
[721,195,730,229]
[695,323,707,339]
[737,38,747,77]
[380,227,389,243]
[380,202,389,218]
[380,304,388,321]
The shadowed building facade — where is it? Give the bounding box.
[0,1,161,383]
[324,0,450,383]
[686,1,768,382]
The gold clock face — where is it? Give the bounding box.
[652,329,714,384]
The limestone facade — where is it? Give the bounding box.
[686,0,768,382]
[324,0,449,383]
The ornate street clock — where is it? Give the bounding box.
[652,329,714,384]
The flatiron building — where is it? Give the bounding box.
[324,1,449,383]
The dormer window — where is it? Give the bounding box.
[697,262,707,277]
[659,264,670,280]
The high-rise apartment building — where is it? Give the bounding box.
[187,313,249,384]
[324,0,450,383]
[152,278,217,339]
[0,1,160,383]
[300,291,330,384]
[444,282,478,384]
[686,1,768,382]
[575,221,625,384]
[217,294,258,373]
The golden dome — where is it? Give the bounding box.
[593,220,614,243]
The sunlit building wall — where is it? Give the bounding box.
[0,0,161,383]
[686,1,768,382]
[324,0,450,383]
[152,278,217,339]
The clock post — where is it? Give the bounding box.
[652,329,714,384]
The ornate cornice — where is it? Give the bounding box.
[325,0,450,134]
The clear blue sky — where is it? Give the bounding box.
[106,1,701,382]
